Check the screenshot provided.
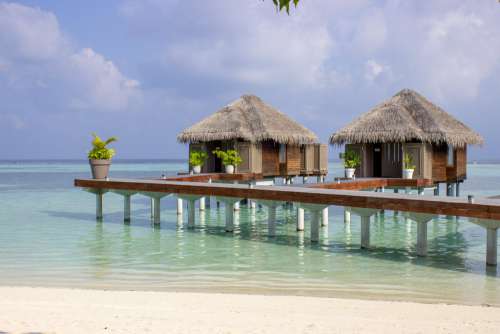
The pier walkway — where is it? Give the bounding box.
[75,176,500,266]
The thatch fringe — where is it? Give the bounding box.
[177,95,318,145]
[330,89,484,147]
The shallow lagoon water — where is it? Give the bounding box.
[1,160,499,305]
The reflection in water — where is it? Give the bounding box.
[2,162,500,306]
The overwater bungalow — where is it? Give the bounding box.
[177,94,328,179]
[330,89,483,192]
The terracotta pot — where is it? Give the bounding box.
[403,169,414,179]
[192,165,201,174]
[225,165,234,174]
[345,168,356,179]
[89,159,111,179]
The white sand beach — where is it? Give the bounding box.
[1,287,499,334]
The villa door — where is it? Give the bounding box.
[373,144,382,177]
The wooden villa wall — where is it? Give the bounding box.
[285,145,301,175]
[262,141,280,176]
[250,143,262,174]
[189,140,327,177]
[403,142,432,179]
[345,144,364,177]
[432,144,467,182]
[235,141,251,173]
[302,145,316,175]
[455,146,467,179]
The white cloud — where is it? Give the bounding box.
[0,2,141,112]
[415,7,500,100]
[364,59,385,82]
[0,113,25,129]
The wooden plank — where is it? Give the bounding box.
[286,145,301,175]
[74,178,500,220]
[262,141,279,176]
[309,178,434,190]
[166,173,263,182]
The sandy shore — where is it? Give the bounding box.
[1,287,499,334]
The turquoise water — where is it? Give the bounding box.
[1,160,500,305]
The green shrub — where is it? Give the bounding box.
[212,148,242,166]
[88,133,117,160]
[403,152,415,170]
[344,150,361,169]
[189,150,208,166]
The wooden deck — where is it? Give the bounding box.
[308,178,434,190]
[74,178,500,220]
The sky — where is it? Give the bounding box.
[0,0,499,160]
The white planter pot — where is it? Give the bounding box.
[192,165,201,174]
[403,169,414,179]
[345,168,356,179]
[225,165,235,174]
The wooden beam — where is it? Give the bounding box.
[74,178,500,220]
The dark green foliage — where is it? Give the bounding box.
[88,133,117,160]
[344,150,361,169]
[268,0,300,14]
[189,150,208,166]
[212,148,243,166]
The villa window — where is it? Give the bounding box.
[447,145,455,166]
[279,144,286,163]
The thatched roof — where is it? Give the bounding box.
[330,89,483,147]
[177,94,318,144]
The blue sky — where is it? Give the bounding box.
[1,0,499,160]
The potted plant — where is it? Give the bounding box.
[343,150,361,178]
[88,133,117,179]
[403,152,415,179]
[212,148,242,174]
[189,150,208,174]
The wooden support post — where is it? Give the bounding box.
[417,221,428,256]
[268,205,277,237]
[150,197,154,218]
[250,200,256,209]
[321,207,329,227]
[351,208,379,249]
[217,197,241,232]
[393,189,399,216]
[96,192,103,220]
[199,197,205,211]
[177,198,183,215]
[234,201,240,211]
[360,216,370,249]
[455,182,460,197]
[310,209,320,242]
[206,178,212,209]
[124,194,131,222]
[153,197,161,224]
[487,228,498,266]
[446,183,454,197]
[225,204,234,232]
[344,208,351,224]
[297,208,304,231]
[188,199,196,228]
[407,212,434,256]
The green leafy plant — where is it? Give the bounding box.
[343,150,361,169]
[88,133,117,160]
[212,148,242,166]
[403,152,415,170]
[189,150,208,166]
[268,0,300,13]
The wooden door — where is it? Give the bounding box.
[262,141,279,176]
